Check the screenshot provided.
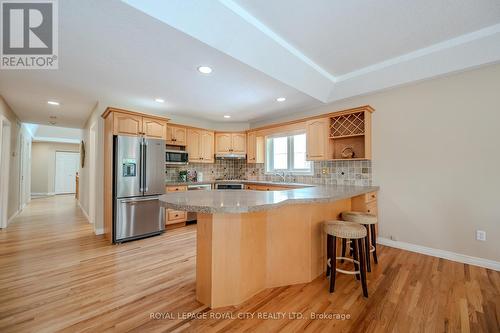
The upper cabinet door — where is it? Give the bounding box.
[306,118,330,160]
[215,133,232,154]
[231,133,246,153]
[247,132,256,162]
[166,125,187,145]
[143,117,167,139]
[113,112,143,136]
[187,129,202,161]
[201,131,214,163]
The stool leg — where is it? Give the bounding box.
[358,239,368,298]
[329,236,337,293]
[352,240,360,280]
[364,224,371,272]
[370,224,378,264]
[341,238,346,263]
[326,234,332,276]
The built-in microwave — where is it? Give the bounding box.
[165,149,188,165]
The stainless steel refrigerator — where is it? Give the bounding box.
[113,135,165,243]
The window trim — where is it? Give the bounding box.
[265,132,313,175]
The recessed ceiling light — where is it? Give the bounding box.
[197,66,213,74]
[276,97,286,102]
[47,100,60,106]
[223,115,231,119]
[155,98,165,103]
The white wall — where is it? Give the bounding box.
[78,103,104,234]
[31,142,80,195]
[0,96,32,223]
[251,63,500,263]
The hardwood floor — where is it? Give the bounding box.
[0,195,498,332]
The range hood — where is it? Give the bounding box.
[215,154,247,160]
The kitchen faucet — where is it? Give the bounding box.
[275,171,286,182]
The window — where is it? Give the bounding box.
[266,133,312,174]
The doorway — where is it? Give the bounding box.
[55,151,80,194]
[0,117,11,228]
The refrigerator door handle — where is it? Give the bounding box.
[143,140,148,192]
[139,142,144,192]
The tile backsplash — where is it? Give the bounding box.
[166,160,372,186]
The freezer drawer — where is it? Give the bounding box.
[115,196,165,242]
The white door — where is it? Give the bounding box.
[55,152,79,194]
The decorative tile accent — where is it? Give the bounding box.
[166,160,372,186]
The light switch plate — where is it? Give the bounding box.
[476,230,486,241]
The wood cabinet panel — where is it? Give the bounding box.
[187,129,202,162]
[215,133,232,154]
[143,117,167,139]
[166,125,187,145]
[247,133,264,164]
[113,112,142,136]
[232,133,246,153]
[166,185,188,192]
[201,131,215,163]
[216,133,247,155]
[306,118,331,161]
[188,129,214,163]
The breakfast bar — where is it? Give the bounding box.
[159,184,379,308]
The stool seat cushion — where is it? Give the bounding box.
[324,220,367,239]
[341,211,378,225]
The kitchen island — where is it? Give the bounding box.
[159,184,379,308]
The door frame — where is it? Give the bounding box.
[88,122,97,224]
[0,116,11,228]
[54,150,80,194]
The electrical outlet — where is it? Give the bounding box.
[476,230,486,241]
[321,167,328,175]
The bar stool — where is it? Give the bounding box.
[341,211,378,272]
[324,221,368,297]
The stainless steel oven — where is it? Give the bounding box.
[165,149,188,165]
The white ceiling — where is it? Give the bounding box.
[235,0,500,76]
[1,0,499,128]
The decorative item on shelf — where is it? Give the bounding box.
[80,140,86,168]
[179,170,188,182]
[341,146,355,159]
[187,170,197,182]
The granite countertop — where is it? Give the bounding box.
[164,180,313,187]
[159,184,379,213]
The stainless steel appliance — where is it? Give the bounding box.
[215,153,246,160]
[114,135,165,243]
[215,183,245,190]
[165,147,188,165]
[186,184,212,222]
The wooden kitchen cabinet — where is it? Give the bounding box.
[245,184,303,191]
[111,111,168,139]
[305,117,332,161]
[142,117,167,139]
[166,125,187,145]
[113,112,143,136]
[165,185,188,226]
[188,129,214,163]
[215,133,247,155]
[247,132,264,163]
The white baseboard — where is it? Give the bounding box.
[31,192,55,197]
[377,237,500,271]
[94,228,104,235]
[7,209,20,224]
[77,200,92,224]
